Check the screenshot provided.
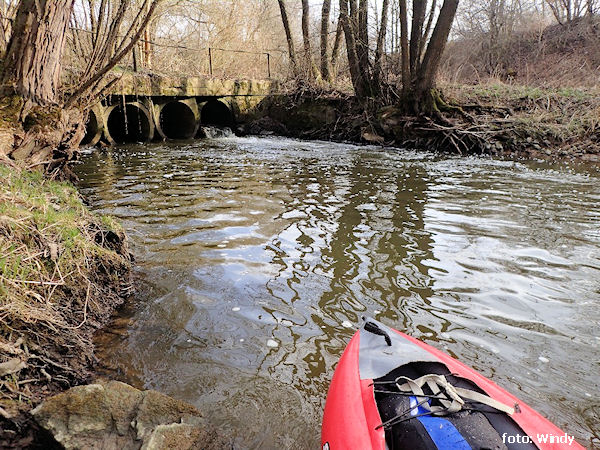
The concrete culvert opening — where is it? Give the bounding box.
[107,104,152,143]
[160,102,197,139]
[201,100,233,127]
[80,110,100,146]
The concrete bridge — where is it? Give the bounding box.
[81,73,277,146]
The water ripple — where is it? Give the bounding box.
[77,138,600,448]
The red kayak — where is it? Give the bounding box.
[321,318,583,449]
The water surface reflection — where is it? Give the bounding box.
[75,137,600,449]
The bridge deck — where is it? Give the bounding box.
[108,73,277,98]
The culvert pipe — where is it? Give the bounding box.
[80,105,104,146]
[154,99,199,140]
[198,99,234,130]
[104,101,154,144]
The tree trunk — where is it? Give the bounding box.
[301,0,319,79]
[277,0,300,78]
[339,0,367,98]
[399,0,410,93]
[409,0,426,76]
[418,0,437,61]
[416,0,459,94]
[349,0,359,32]
[330,16,343,77]
[357,0,370,70]
[1,0,74,106]
[408,0,460,115]
[374,0,390,85]
[320,0,332,81]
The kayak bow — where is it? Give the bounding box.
[321,318,583,450]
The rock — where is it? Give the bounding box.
[377,106,405,140]
[361,130,385,144]
[0,358,27,376]
[32,380,229,450]
[134,390,202,441]
[142,423,227,450]
[246,116,289,136]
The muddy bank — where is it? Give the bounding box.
[0,166,132,447]
[240,83,600,162]
[0,166,228,449]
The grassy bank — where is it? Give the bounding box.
[0,165,132,437]
[444,83,600,159]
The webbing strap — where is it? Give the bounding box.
[396,374,515,416]
[418,415,472,450]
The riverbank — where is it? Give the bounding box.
[0,165,132,447]
[242,82,600,162]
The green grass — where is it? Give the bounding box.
[0,165,131,414]
[1,166,121,285]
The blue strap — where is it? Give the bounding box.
[418,416,472,450]
[410,396,472,450]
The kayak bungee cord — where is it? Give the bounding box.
[321,317,585,449]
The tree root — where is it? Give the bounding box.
[429,89,476,124]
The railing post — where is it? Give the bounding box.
[266,53,271,78]
[208,47,213,76]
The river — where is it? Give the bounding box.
[75,136,600,449]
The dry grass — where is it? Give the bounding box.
[443,82,600,153]
[441,17,600,89]
[0,165,132,418]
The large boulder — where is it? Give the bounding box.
[32,380,229,450]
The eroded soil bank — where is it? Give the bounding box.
[0,166,132,448]
[241,83,600,162]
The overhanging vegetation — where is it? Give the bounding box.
[0,166,131,417]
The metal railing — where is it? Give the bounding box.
[0,14,282,80]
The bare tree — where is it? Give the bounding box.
[66,0,158,106]
[339,0,368,97]
[301,0,320,79]
[277,0,300,78]
[0,0,16,53]
[374,0,390,85]
[356,0,369,70]
[544,0,597,24]
[395,0,461,114]
[320,0,332,81]
[330,17,344,76]
[0,0,157,171]
[399,0,410,93]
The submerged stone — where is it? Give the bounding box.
[32,380,229,449]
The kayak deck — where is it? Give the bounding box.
[321,318,583,450]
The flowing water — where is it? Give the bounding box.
[75,137,600,449]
